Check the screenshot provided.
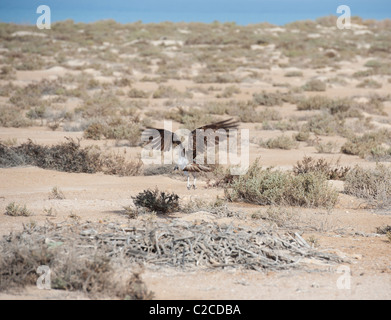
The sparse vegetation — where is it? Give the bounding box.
[260,135,299,150]
[302,79,326,92]
[293,156,350,180]
[0,222,154,299]
[226,160,338,208]
[4,202,32,217]
[132,188,179,214]
[341,129,391,158]
[49,186,65,200]
[0,138,143,176]
[344,164,391,209]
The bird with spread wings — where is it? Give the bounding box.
[142,118,239,189]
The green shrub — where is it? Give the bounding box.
[226,160,338,208]
[132,188,179,214]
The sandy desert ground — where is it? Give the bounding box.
[0,17,391,300]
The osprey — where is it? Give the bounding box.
[142,118,239,189]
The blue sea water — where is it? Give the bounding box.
[0,0,390,25]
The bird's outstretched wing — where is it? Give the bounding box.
[142,118,239,160]
[191,118,239,160]
[142,128,181,152]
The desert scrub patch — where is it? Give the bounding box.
[99,152,144,177]
[296,96,356,118]
[344,164,391,209]
[152,85,193,99]
[84,118,142,146]
[341,129,391,158]
[77,91,122,118]
[302,79,326,92]
[0,105,32,127]
[315,141,339,154]
[260,135,299,150]
[132,188,179,214]
[0,138,101,173]
[4,202,32,217]
[9,79,67,109]
[49,186,65,200]
[216,85,241,98]
[293,156,350,180]
[294,130,310,142]
[226,101,281,123]
[252,91,284,106]
[225,160,338,208]
[166,106,216,130]
[254,206,298,228]
[284,71,303,77]
[0,65,15,80]
[356,79,382,89]
[193,73,241,84]
[0,138,143,176]
[128,88,150,99]
[302,113,347,136]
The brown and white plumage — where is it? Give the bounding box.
[142,118,239,189]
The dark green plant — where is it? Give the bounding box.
[132,188,180,214]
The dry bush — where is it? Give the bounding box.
[100,152,144,176]
[297,96,355,117]
[226,160,338,208]
[84,118,142,146]
[0,138,101,173]
[216,85,241,98]
[303,113,347,136]
[284,71,303,77]
[9,80,66,109]
[315,141,339,154]
[77,91,122,118]
[252,91,284,106]
[226,101,281,123]
[49,186,65,200]
[341,129,391,158]
[193,73,241,84]
[344,164,391,209]
[294,130,310,142]
[0,105,32,128]
[376,225,391,235]
[128,88,150,99]
[293,156,350,180]
[260,135,299,150]
[302,79,327,92]
[357,79,382,89]
[0,139,143,176]
[152,85,193,99]
[0,66,15,80]
[4,202,32,217]
[132,188,179,214]
[253,206,298,228]
[165,107,216,129]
